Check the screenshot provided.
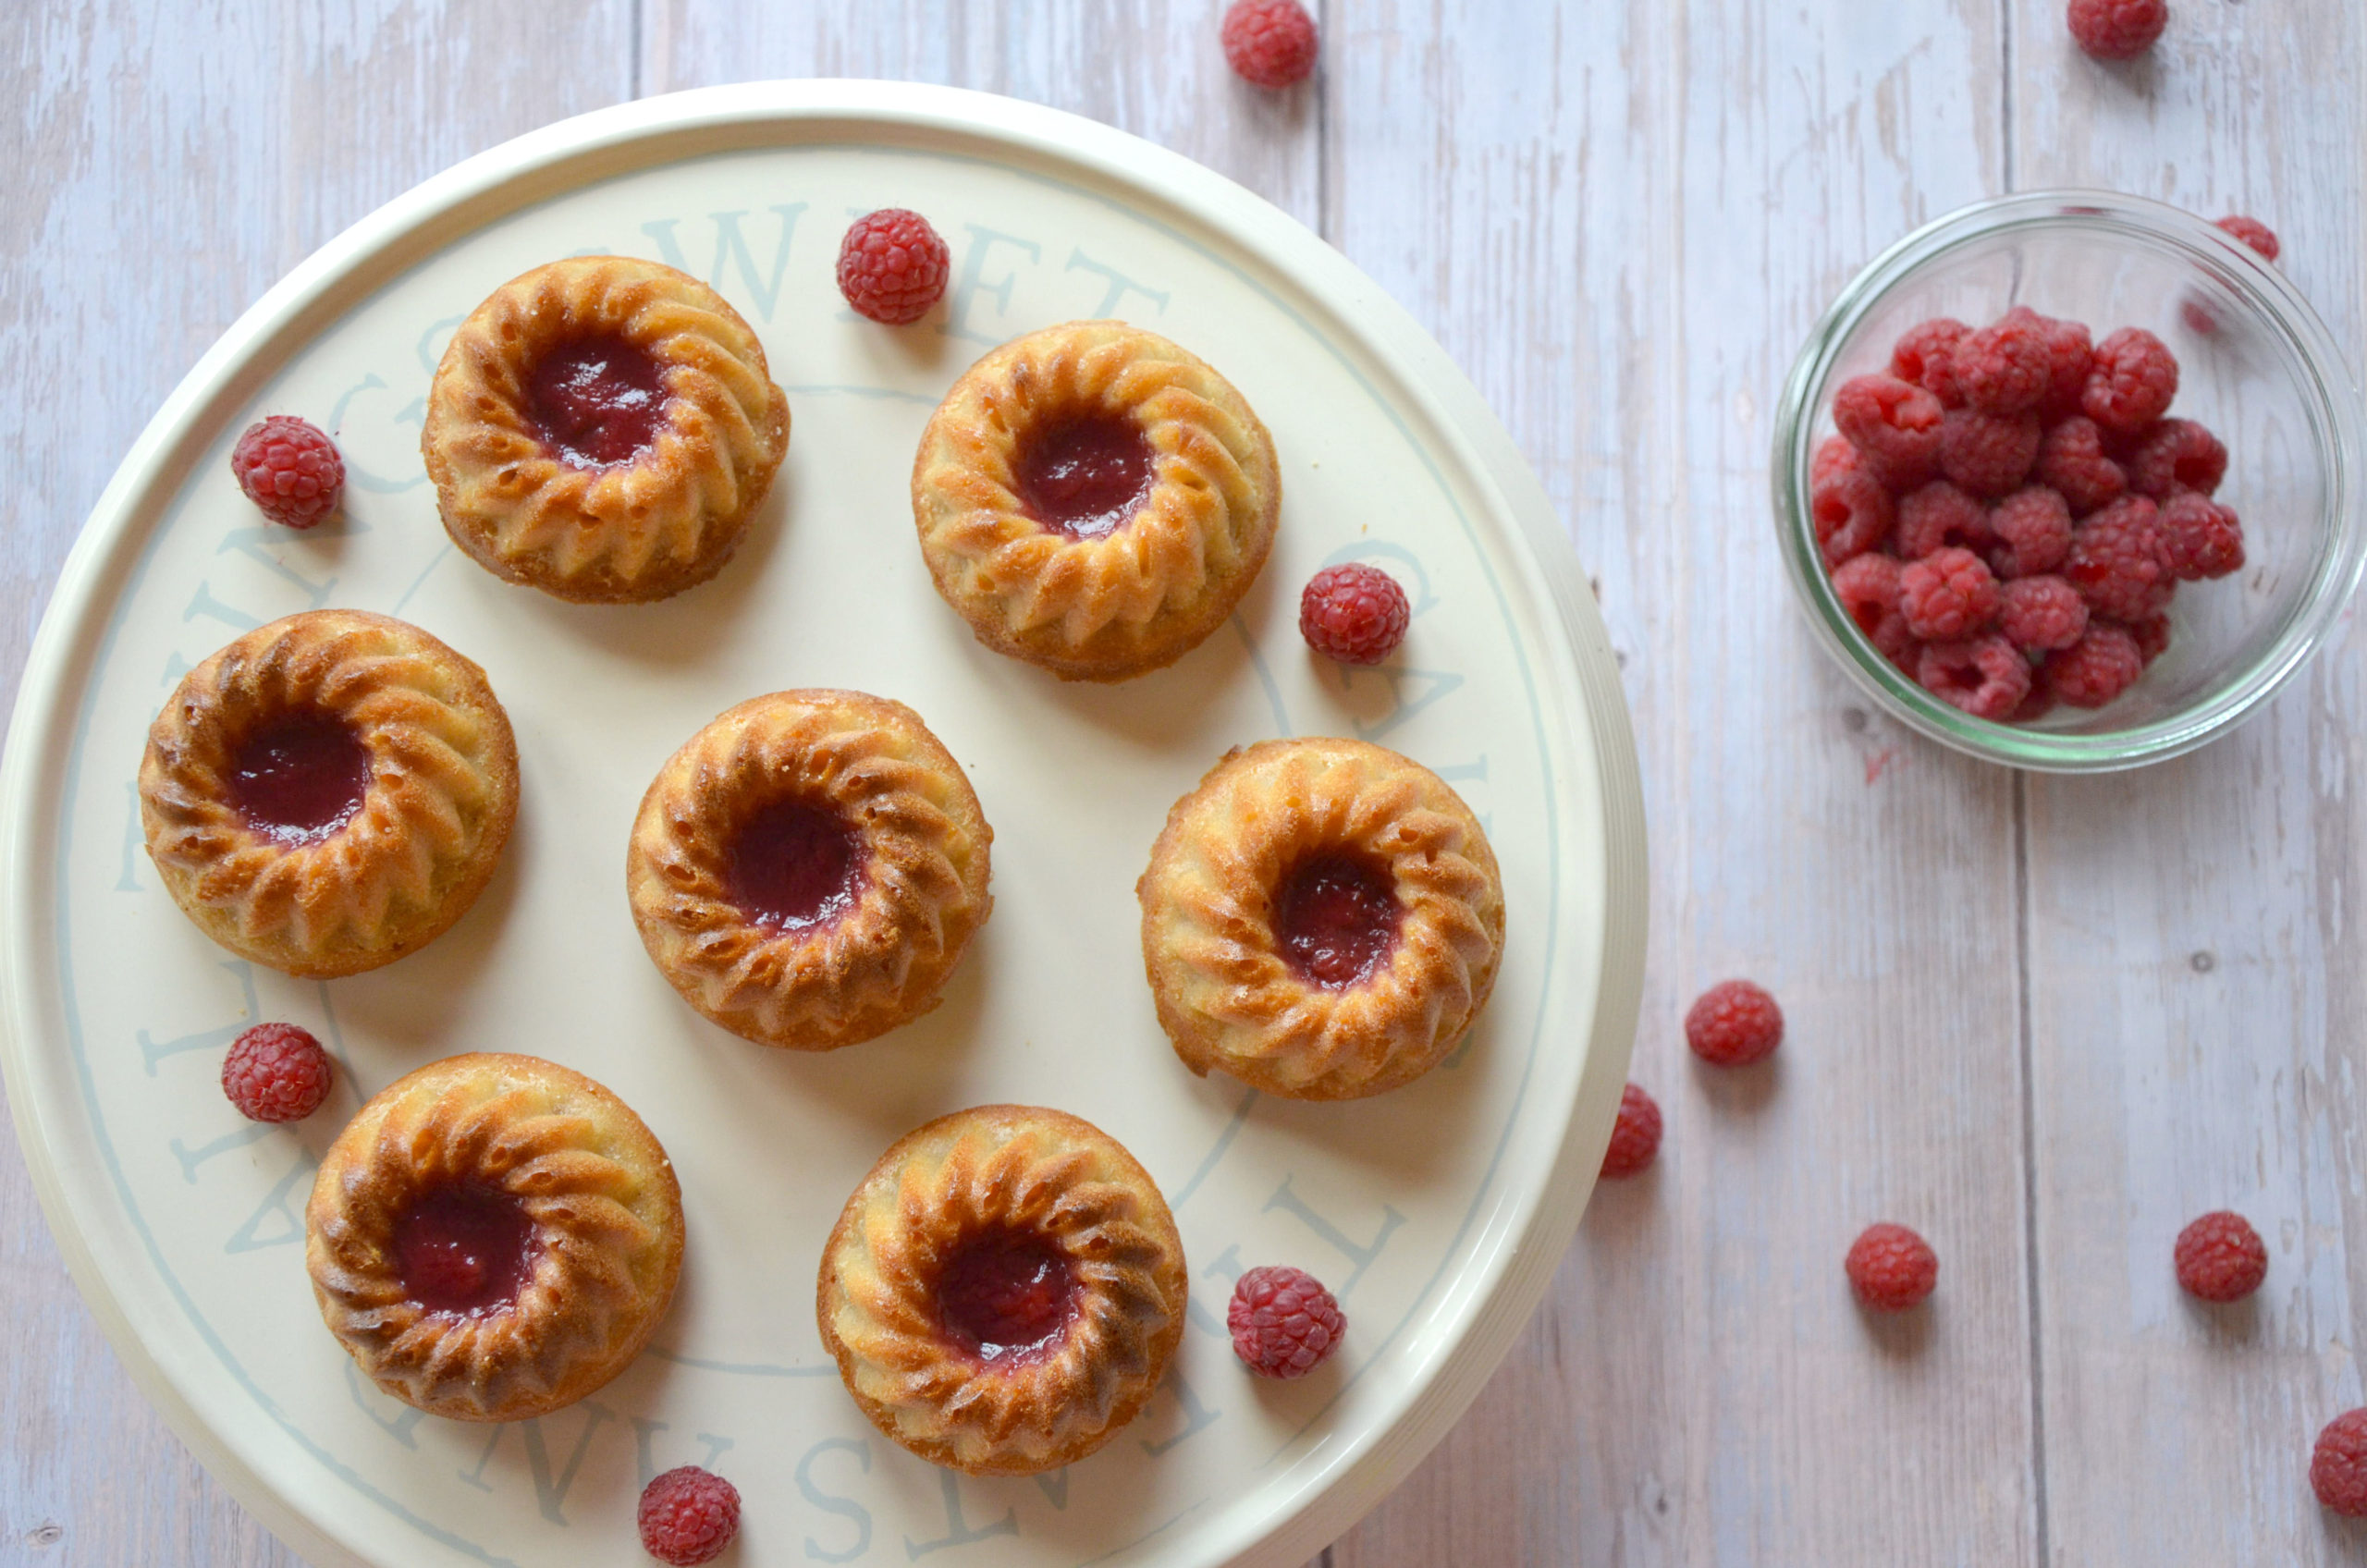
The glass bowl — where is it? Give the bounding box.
[1773,190,2367,771]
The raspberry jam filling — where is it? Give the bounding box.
[526,335,668,469]
[1012,414,1156,538]
[227,713,370,842]
[1273,853,1403,988]
[933,1231,1081,1364]
[392,1185,537,1317]
[724,798,865,932]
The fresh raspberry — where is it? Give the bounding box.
[1918,635,2032,721]
[2313,1411,2367,1517]
[2034,313,2097,419]
[2127,612,2173,665]
[1600,1084,1662,1180]
[836,208,951,325]
[1833,374,1944,491]
[2067,0,2167,60]
[1899,546,2001,641]
[2036,416,2128,515]
[1956,307,2053,415]
[2083,327,2179,435]
[230,416,344,529]
[1810,469,1895,568]
[2160,492,2244,581]
[1939,407,2042,498]
[1229,1266,1345,1378]
[2066,496,2172,620]
[637,1466,740,1566]
[1998,574,2090,653]
[2127,418,2227,499]
[2045,622,2144,707]
[220,1023,333,1123]
[1895,481,1991,560]
[1686,979,1783,1067]
[2173,1210,2267,1303]
[1831,553,1915,666]
[1299,562,1410,664]
[1987,485,2074,579]
[2216,214,2281,263]
[1890,317,1970,408]
[2012,682,2060,724]
[1812,435,1862,484]
[1221,0,1318,89]
[1846,1223,1939,1312]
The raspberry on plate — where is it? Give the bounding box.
[2216,214,2281,263]
[1998,574,2089,653]
[1846,1223,1938,1312]
[1299,562,1410,665]
[1956,307,2053,415]
[1986,485,2074,579]
[221,1023,333,1123]
[638,1465,741,1566]
[1600,1083,1662,1180]
[2066,495,2173,621]
[1221,0,1318,89]
[1899,546,2001,641]
[1890,317,1969,407]
[2160,492,2244,581]
[1917,635,2031,721]
[1833,374,1944,491]
[2083,327,2180,435]
[1895,481,1991,560]
[1686,979,1783,1067]
[837,208,951,325]
[2174,1210,2267,1303]
[231,415,344,529]
[2127,418,2227,499]
[2036,416,2128,517]
[1811,470,1895,568]
[1229,1265,1345,1378]
[2067,0,2167,60]
[1938,407,2042,498]
[2314,1410,2367,1517]
[2045,622,2144,707]
[1831,553,1914,666]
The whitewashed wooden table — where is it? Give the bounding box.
[3,3,2362,1564]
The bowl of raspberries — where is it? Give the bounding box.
[1775,190,2366,769]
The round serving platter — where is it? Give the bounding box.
[0,80,1644,1568]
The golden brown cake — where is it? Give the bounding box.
[627,690,993,1050]
[138,609,518,979]
[911,320,1281,681]
[816,1105,1187,1476]
[1137,737,1505,1100]
[304,1053,684,1423]
[422,256,791,604]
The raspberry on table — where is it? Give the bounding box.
[2217,214,2281,262]
[1229,1265,1345,1378]
[2083,327,2180,435]
[2036,416,2128,516]
[1986,485,2074,579]
[1939,407,2042,498]
[2174,1210,2267,1303]
[221,1023,333,1123]
[1899,546,2001,641]
[1956,307,2053,415]
[2045,622,2144,707]
[1811,469,1895,568]
[2127,418,2227,500]
[836,208,951,325]
[1812,435,1862,484]
[1846,1223,1938,1312]
[1998,574,2089,653]
[1221,0,1319,89]
[2161,491,2244,581]
[1831,553,1915,666]
[1600,1083,1662,1180]
[1686,979,1783,1067]
[230,416,344,529]
[2314,1410,2367,1517]
[1833,374,1944,491]
[1895,481,1991,560]
[2067,0,2168,60]
[1890,317,1969,408]
[2034,313,2096,419]
[1917,635,2031,721]
[638,1466,741,1566]
[2066,496,2173,621]
[1300,562,1410,664]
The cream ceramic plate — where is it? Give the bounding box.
[0,81,1644,1568]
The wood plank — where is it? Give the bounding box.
[1321,2,2039,1562]
[2007,2,2367,1562]
[0,2,636,1562]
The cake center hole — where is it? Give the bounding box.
[392,1185,536,1317]
[724,798,865,932]
[527,334,668,469]
[1274,853,1403,988]
[227,712,370,842]
[1012,414,1155,539]
[935,1231,1080,1363]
